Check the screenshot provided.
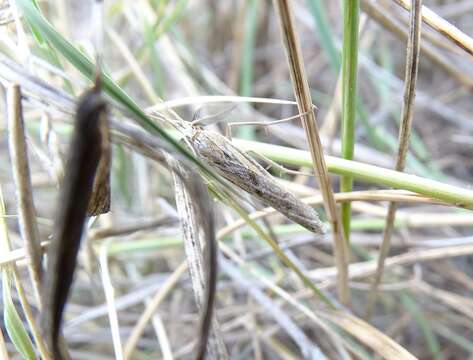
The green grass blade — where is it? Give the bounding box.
[240,0,257,97]
[239,0,258,139]
[305,0,340,70]
[143,17,166,97]
[340,0,360,241]
[2,272,36,360]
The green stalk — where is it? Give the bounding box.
[233,139,473,208]
[340,0,360,241]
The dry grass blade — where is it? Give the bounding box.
[219,257,329,360]
[6,84,43,307]
[322,311,417,360]
[365,0,423,320]
[41,87,106,359]
[272,0,350,304]
[393,0,473,56]
[124,261,188,359]
[219,243,350,359]
[99,240,124,360]
[167,155,228,360]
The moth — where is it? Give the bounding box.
[189,128,327,235]
[41,82,108,358]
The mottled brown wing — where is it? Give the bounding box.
[191,130,327,235]
[87,110,111,216]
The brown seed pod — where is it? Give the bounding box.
[41,87,106,359]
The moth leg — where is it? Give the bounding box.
[225,106,315,140]
[191,105,237,127]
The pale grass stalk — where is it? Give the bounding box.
[99,239,124,360]
[0,241,48,267]
[7,84,43,308]
[0,327,9,360]
[150,312,174,360]
[309,243,473,282]
[393,0,473,55]
[123,261,187,360]
[365,0,423,320]
[89,216,177,240]
[272,0,350,305]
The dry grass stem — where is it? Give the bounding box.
[6,84,43,308]
[366,0,423,319]
[310,243,473,282]
[273,0,350,305]
[393,0,473,56]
